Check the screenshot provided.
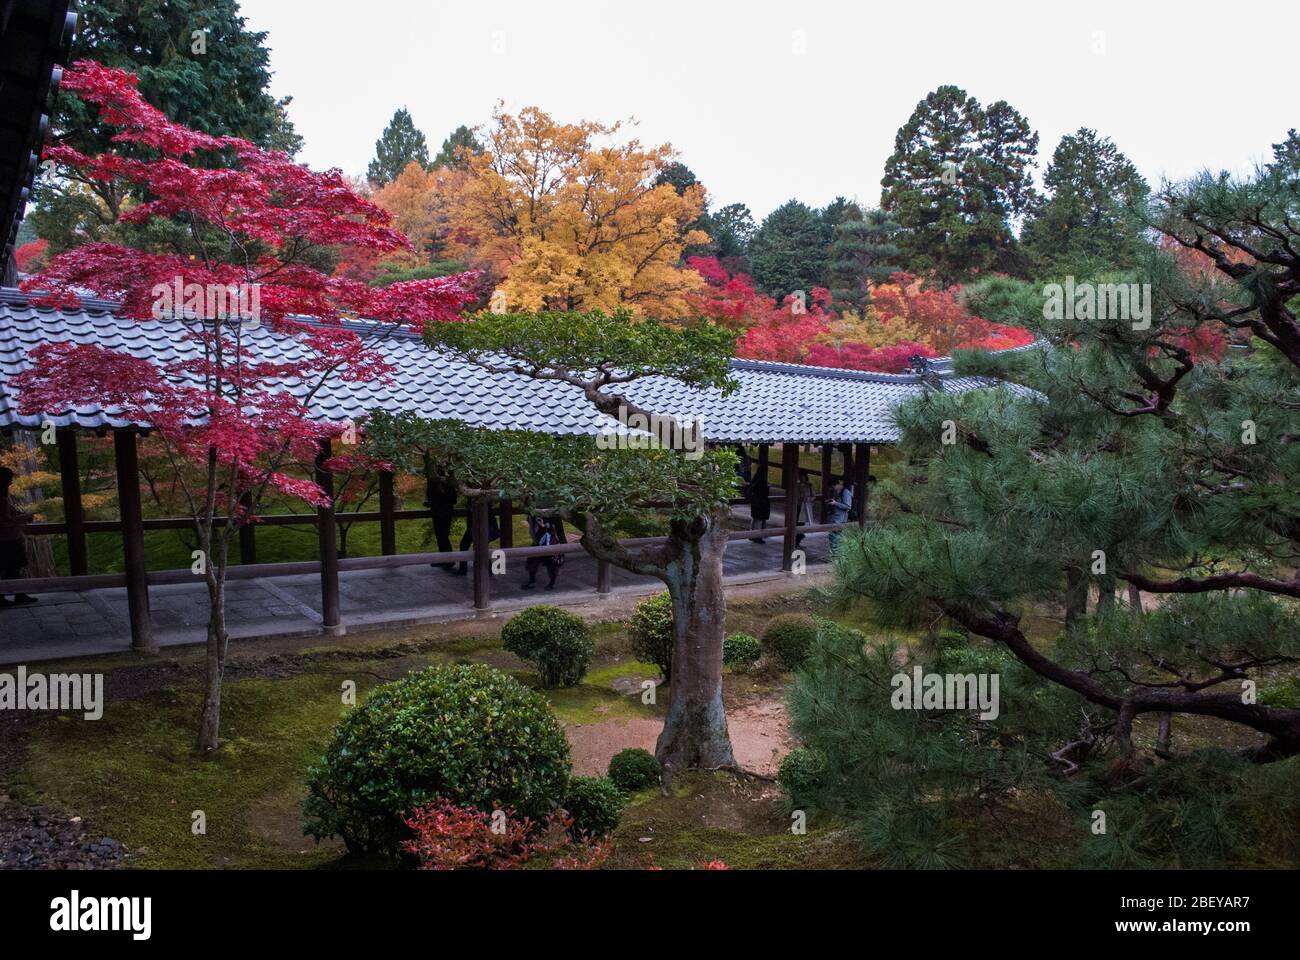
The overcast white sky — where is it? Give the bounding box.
[238,0,1297,219]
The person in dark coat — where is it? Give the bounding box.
[748,477,771,543]
[425,468,459,571]
[732,444,753,498]
[0,467,36,607]
[522,514,564,590]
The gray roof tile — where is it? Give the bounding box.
[0,288,1029,444]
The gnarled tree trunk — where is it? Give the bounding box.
[655,508,735,771]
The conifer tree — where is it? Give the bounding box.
[880,85,1038,285]
[825,205,901,310]
[797,132,1300,864]
[1021,128,1150,277]
[368,108,430,187]
[748,199,830,300]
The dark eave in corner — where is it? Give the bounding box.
[0,0,75,284]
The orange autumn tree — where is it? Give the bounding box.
[372,161,475,268]
[450,105,709,317]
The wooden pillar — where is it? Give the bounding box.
[499,498,514,549]
[854,443,871,528]
[597,558,612,595]
[113,430,153,650]
[782,441,798,572]
[56,430,87,577]
[316,439,342,634]
[238,491,256,565]
[378,470,397,556]
[839,443,854,480]
[471,497,491,611]
[819,444,833,523]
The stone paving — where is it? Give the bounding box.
[0,527,833,666]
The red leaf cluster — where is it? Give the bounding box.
[13,60,482,516]
[687,257,1034,373]
[401,801,610,871]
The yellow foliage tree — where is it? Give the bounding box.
[450,105,709,318]
[815,304,928,351]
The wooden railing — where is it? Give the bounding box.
[2,432,872,646]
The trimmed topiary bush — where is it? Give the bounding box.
[303,664,572,857]
[607,747,662,792]
[562,775,626,838]
[723,632,762,672]
[628,591,674,680]
[761,614,819,670]
[502,605,594,687]
[778,746,828,807]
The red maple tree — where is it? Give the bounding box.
[12,61,478,753]
[687,257,1034,372]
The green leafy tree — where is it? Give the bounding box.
[825,205,901,310]
[29,0,301,252]
[749,199,830,300]
[364,309,742,770]
[432,124,483,170]
[1021,128,1150,277]
[367,108,430,187]
[880,85,1038,286]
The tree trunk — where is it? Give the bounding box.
[1064,568,1087,631]
[655,508,736,772]
[197,572,228,755]
[1127,582,1142,608]
[1156,712,1173,753]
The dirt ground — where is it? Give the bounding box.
[566,693,794,777]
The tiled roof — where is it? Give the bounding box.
[0,287,1030,444]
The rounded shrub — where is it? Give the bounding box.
[778,746,828,807]
[562,775,626,838]
[628,591,674,680]
[502,605,594,687]
[303,663,571,857]
[760,614,819,670]
[607,748,662,792]
[723,632,762,672]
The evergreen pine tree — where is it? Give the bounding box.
[794,133,1300,866]
[749,199,830,300]
[1021,127,1151,277]
[880,85,1038,285]
[432,124,483,170]
[368,108,431,187]
[825,205,901,310]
